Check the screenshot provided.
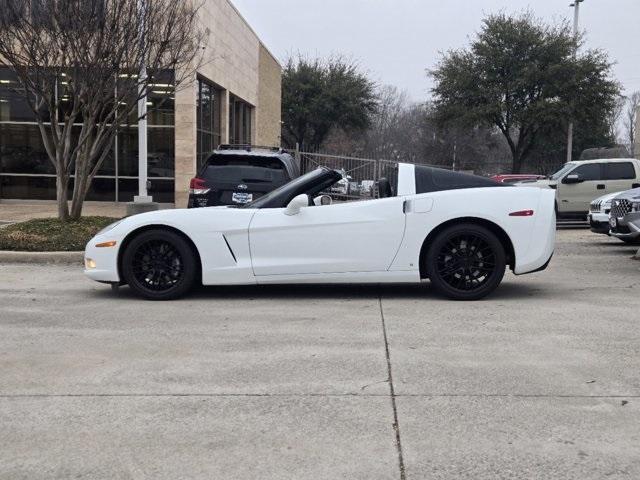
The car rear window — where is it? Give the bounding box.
[202,155,288,184]
[605,162,635,180]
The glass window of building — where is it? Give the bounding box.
[229,94,253,145]
[0,66,176,203]
[196,78,222,169]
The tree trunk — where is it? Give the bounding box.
[56,174,70,221]
[511,156,523,174]
[70,153,90,220]
[509,147,523,174]
[69,185,86,220]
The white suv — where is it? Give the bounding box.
[517,158,640,219]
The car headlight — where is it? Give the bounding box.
[97,220,122,235]
[632,201,640,213]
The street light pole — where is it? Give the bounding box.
[136,0,149,202]
[128,0,158,214]
[566,0,584,163]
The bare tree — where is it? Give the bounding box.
[0,0,206,219]
[624,91,640,157]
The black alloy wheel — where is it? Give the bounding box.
[426,224,506,300]
[122,230,197,300]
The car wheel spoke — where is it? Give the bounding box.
[435,233,497,292]
[131,239,184,292]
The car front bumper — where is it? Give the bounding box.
[83,234,122,283]
[609,211,640,240]
[588,212,610,234]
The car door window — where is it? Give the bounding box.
[571,164,602,181]
[604,163,635,180]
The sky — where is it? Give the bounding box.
[231,0,640,102]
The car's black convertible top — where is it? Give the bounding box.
[415,165,505,194]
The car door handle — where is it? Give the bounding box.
[633,183,640,188]
[596,184,605,190]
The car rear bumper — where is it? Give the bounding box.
[513,190,556,275]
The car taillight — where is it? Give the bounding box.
[509,210,534,217]
[189,177,210,195]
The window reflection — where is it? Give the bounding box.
[196,78,222,169]
[229,94,253,145]
[0,66,176,202]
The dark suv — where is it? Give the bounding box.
[188,145,300,208]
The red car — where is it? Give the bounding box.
[490,174,546,184]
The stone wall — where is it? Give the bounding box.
[173,0,282,207]
[256,44,282,147]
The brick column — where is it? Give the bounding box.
[174,79,197,208]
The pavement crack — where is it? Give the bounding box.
[379,293,406,480]
[360,379,389,391]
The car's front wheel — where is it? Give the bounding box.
[425,224,506,301]
[121,229,197,300]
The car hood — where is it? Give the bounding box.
[592,191,623,204]
[613,187,640,201]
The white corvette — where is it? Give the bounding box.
[84,163,556,300]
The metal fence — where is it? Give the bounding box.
[290,148,446,201]
[296,151,379,201]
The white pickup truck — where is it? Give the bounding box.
[516,158,640,219]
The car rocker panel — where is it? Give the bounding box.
[85,163,557,301]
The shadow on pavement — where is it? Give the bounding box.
[88,280,554,302]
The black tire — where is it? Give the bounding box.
[122,229,197,300]
[425,223,506,301]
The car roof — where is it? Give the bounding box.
[210,148,288,158]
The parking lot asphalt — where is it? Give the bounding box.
[1,229,639,479]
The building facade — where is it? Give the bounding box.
[0,0,282,207]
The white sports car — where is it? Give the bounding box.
[84,163,556,300]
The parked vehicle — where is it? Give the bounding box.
[85,163,556,301]
[609,187,640,244]
[188,145,299,208]
[360,180,375,197]
[588,191,620,234]
[330,170,352,196]
[515,158,640,219]
[491,174,545,184]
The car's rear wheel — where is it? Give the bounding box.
[122,230,197,300]
[425,224,506,301]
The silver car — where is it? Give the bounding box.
[609,187,640,244]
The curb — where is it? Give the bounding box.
[0,251,84,265]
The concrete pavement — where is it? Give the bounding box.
[0,229,639,479]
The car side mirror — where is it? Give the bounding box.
[284,194,309,216]
[313,194,332,206]
[563,174,583,184]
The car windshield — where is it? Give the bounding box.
[550,163,575,180]
[239,168,330,209]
